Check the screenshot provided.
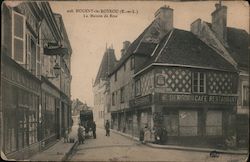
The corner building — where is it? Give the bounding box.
[109,5,239,147]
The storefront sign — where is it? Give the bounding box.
[130,94,152,107]
[160,94,237,105]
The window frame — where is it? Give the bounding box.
[242,84,249,107]
[130,56,135,70]
[135,79,141,97]
[114,72,117,82]
[120,87,125,103]
[205,110,222,136]
[192,72,206,93]
[12,10,26,64]
[112,92,115,106]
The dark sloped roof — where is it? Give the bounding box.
[135,29,236,73]
[94,49,117,86]
[134,42,158,55]
[205,22,249,69]
[109,21,156,76]
[226,27,249,68]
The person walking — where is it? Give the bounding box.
[92,121,96,139]
[105,120,110,136]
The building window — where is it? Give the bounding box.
[156,75,165,86]
[12,11,26,64]
[242,85,249,106]
[192,72,206,93]
[163,111,178,136]
[130,56,135,70]
[30,38,37,75]
[206,111,222,136]
[112,92,115,106]
[120,87,125,103]
[115,72,117,82]
[135,79,141,96]
[179,110,198,136]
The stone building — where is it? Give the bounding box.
[190,2,249,148]
[109,5,240,147]
[93,47,117,127]
[1,2,72,159]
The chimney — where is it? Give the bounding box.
[211,2,227,43]
[121,41,131,57]
[154,5,173,32]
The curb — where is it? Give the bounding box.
[61,140,79,161]
[111,129,248,155]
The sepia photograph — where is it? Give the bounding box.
[0,0,249,161]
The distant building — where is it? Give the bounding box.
[93,47,117,127]
[109,5,240,148]
[72,99,91,116]
[191,2,249,148]
[1,2,72,160]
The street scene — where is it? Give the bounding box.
[1,0,249,162]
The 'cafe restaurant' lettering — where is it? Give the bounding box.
[161,94,237,105]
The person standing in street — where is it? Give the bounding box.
[78,124,85,144]
[143,124,151,143]
[105,120,110,136]
[139,128,144,144]
[92,121,96,139]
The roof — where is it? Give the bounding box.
[205,22,249,69]
[135,28,237,73]
[226,27,249,68]
[109,21,155,76]
[94,48,117,86]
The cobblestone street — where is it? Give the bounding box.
[69,128,247,162]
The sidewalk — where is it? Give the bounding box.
[111,129,248,155]
[30,125,78,161]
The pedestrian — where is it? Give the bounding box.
[92,121,96,139]
[105,120,110,136]
[139,128,144,144]
[143,124,151,143]
[161,128,168,145]
[78,124,85,144]
[63,129,69,143]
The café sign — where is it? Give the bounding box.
[160,94,237,105]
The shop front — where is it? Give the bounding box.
[154,93,238,148]
[40,77,61,149]
[1,54,41,159]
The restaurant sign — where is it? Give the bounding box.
[160,94,237,105]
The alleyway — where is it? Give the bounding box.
[69,128,247,162]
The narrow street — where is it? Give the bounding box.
[69,128,247,162]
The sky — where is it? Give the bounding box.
[49,1,249,106]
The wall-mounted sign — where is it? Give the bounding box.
[130,94,152,107]
[160,93,237,105]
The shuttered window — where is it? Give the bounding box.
[31,38,36,75]
[12,11,25,63]
[26,34,31,71]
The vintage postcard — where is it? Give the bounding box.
[1,0,249,161]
